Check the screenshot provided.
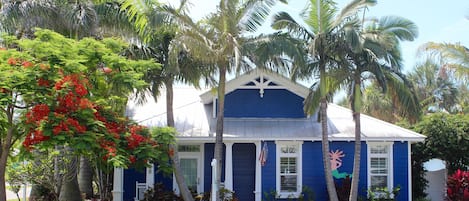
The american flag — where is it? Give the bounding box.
[259,142,268,166]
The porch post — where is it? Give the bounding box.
[255,141,262,201]
[146,164,155,189]
[112,167,124,201]
[224,142,234,191]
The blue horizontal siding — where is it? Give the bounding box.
[223,89,305,118]
[204,143,225,193]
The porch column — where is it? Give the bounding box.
[255,141,262,201]
[112,167,124,201]
[224,142,234,191]
[146,164,155,189]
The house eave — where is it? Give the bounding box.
[175,136,426,143]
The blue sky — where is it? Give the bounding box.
[165,0,469,73]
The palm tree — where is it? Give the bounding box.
[408,59,459,113]
[271,0,377,199]
[339,15,420,200]
[161,0,286,198]
[418,42,469,82]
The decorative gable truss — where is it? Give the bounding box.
[199,68,309,118]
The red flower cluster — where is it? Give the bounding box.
[23,129,50,150]
[126,132,146,150]
[447,169,469,200]
[26,104,50,123]
[99,139,117,161]
[55,74,91,112]
[37,78,50,87]
[94,109,125,139]
[129,155,137,164]
[22,61,33,68]
[7,57,17,65]
[52,117,86,135]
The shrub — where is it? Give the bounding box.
[366,186,400,201]
[446,169,469,201]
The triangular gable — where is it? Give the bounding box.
[200,68,309,104]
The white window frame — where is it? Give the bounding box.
[173,144,204,194]
[367,142,394,197]
[275,141,303,198]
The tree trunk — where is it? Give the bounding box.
[0,126,14,201]
[214,66,227,200]
[349,112,361,201]
[165,80,194,201]
[0,107,16,201]
[320,100,339,201]
[58,151,82,201]
[78,156,93,199]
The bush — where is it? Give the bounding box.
[446,169,469,201]
[143,183,183,201]
[366,186,400,201]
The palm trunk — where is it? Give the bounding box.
[58,149,82,201]
[78,156,93,199]
[349,111,361,201]
[214,66,227,200]
[165,80,194,201]
[320,100,339,201]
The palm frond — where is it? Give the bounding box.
[238,0,286,32]
[375,15,418,41]
[271,11,313,39]
[306,0,337,33]
[333,0,376,27]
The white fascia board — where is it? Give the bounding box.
[175,136,425,142]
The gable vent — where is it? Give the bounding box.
[239,75,286,98]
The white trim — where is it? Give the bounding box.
[255,141,262,201]
[146,164,154,189]
[408,142,412,201]
[173,144,204,194]
[112,167,124,201]
[367,142,394,197]
[224,142,234,191]
[275,141,303,198]
[176,137,425,143]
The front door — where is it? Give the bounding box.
[233,143,256,201]
[180,158,199,192]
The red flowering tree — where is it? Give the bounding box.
[0,29,167,201]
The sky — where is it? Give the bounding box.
[164,0,469,74]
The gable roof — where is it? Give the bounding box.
[200,68,309,104]
[127,88,425,142]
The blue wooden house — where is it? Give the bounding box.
[113,68,425,201]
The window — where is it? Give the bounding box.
[367,143,393,195]
[174,144,203,194]
[276,141,302,198]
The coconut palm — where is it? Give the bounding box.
[337,15,420,200]
[157,0,287,198]
[271,0,378,199]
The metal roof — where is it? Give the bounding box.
[127,87,425,142]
